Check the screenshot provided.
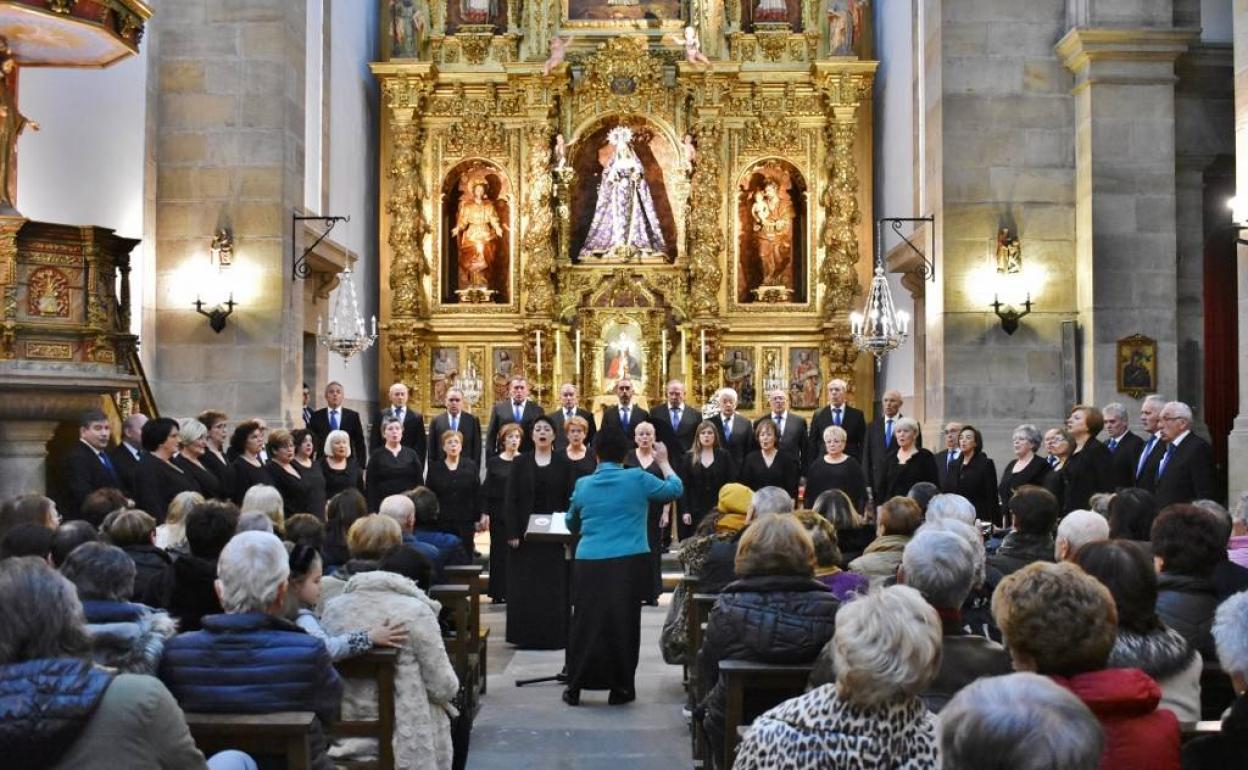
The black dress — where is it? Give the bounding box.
[504,452,572,649]
[294,460,327,519]
[625,451,667,603]
[228,456,272,506]
[680,449,737,530]
[804,456,868,512]
[998,455,1052,511]
[565,450,597,489]
[482,454,516,601]
[881,448,939,500]
[739,450,800,500]
[320,457,365,501]
[134,454,201,524]
[1062,439,1112,513]
[426,458,481,551]
[945,452,1001,525]
[265,460,316,516]
[172,455,225,501]
[364,445,424,514]
[201,449,231,487]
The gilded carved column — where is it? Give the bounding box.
[819,100,862,319]
[0,216,20,359]
[687,120,724,318]
[521,122,557,317]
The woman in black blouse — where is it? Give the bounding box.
[263,429,316,515]
[320,429,364,501]
[291,429,326,519]
[426,428,481,553]
[134,417,200,523]
[681,420,737,537]
[740,420,800,500]
[1043,428,1075,512]
[196,409,231,486]
[483,423,523,603]
[172,418,225,500]
[880,417,938,500]
[563,415,597,487]
[998,423,1051,521]
[944,425,1000,525]
[365,416,424,513]
[1062,405,1112,513]
[803,425,867,512]
[226,420,271,505]
[624,421,668,604]
[504,416,571,649]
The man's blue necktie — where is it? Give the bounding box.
[1157,443,1176,478]
[1108,437,1118,452]
[514,404,522,423]
[672,410,681,431]
[99,451,118,482]
[330,410,339,431]
[1136,435,1158,479]
[833,408,842,427]
[724,419,732,440]
[884,418,894,448]
[450,415,458,432]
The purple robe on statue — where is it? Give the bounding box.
[579,127,667,260]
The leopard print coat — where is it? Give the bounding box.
[733,684,938,770]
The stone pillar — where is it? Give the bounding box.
[148,0,307,425]
[1228,0,1248,497]
[0,421,59,499]
[1058,27,1197,406]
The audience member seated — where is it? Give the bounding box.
[0,493,58,540]
[323,488,369,572]
[940,672,1103,770]
[323,543,459,770]
[987,485,1058,576]
[907,480,940,515]
[792,509,868,601]
[102,509,172,608]
[284,513,326,551]
[156,490,202,553]
[733,585,940,770]
[922,517,1001,640]
[167,500,237,632]
[696,514,840,768]
[1182,590,1248,770]
[1055,509,1109,562]
[2,523,55,560]
[160,531,343,770]
[924,493,976,525]
[1088,492,1114,518]
[1191,498,1248,600]
[50,520,99,567]
[407,487,471,569]
[1151,504,1223,661]
[810,488,874,565]
[234,510,274,534]
[661,511,729,665]
[1107,487,1157,543]
[380,492,450,573]
[696,483,755,593]
[78,488,130,529]
[848,495,922,584]
[0,557,230,769]
[1229,491,1248,569]
[60,542,177,675]
[239,484,285,537]
[1074,540,1202,722]
[992,561,1181,770]
[320,515,403,608]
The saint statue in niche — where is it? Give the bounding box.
[451,180,505,298]
[390,0,419,57]
[578,126,668,262]
[738,161,804,303]
[755,0,787,23]
[753,181,794,284]
[995,227,1022,274]
[461,0,495,24]
[601,321,645,388]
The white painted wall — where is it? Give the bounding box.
[16,50,148,336]
[874,0,917,401]
[1203,0,1232,43]
[306,0,325,212]
[325,0,381,402]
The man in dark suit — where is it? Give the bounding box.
[598,378,650,441]
[309,381,367,463]
[807,378,867,464]
[547,382,597,451]
[933,422,963,488]
[485,376,545,456]
[1145,400,1215,508]
[108,412,147,498]
[711,387,754,467]
[651,379,701,457]
[863,390,923,495]
[301,382,313,427]
[754,388,807,468]
[62,409,122,521]
[370,382,427,459]
[1133,394,1169,492]
[1101,402,1144,491]
[428,387,482,465]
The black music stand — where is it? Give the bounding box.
[515,512,577,688]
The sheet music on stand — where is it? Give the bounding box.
[525,512,573,540]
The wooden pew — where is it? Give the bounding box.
[687,592,719,768]
[1200,659,1236,720]
[443,564,489,695]
[1180,721,1223,744]
[331,647,399,770]
[719,660,813,768]
[430,583,478,715]
[185,711,315,770]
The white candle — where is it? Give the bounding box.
[555,329,562,373]
[700,329,706,380]
[661,329,668,378]
[536,330,543,382]
[680,328,687,374]
[575,329,581,376]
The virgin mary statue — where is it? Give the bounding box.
[578,126,667,261]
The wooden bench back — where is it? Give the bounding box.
[331,647,399,770]
[430,584,473,683]
[719,660,813,767]
[185,711,315,770]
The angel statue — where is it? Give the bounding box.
[682,133,697,167]
[666,27,711,66]
[543,36,572,76]
[553,133,569,171]
[578,126,667,261]
[0,40,36,215]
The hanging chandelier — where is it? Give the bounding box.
[452,359,484,408]
[317,267,376,363]
[850,220,911,368]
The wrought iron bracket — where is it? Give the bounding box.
[992,293,1033,335]
[876,215,936,283]
[1235,224,1248,248]
[292,213,350,281]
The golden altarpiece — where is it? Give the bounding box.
[373,0,877,419]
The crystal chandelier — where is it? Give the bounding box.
[317,267,376,363]
[452,359,484,409]
[850,222,910,369]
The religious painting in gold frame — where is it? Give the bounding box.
[789,347,821,410]
[563,0,684,25]
[600,318,645,393]
[491,347,521,402]
[1116,334,1157,400]
[722,346,756,410]
[431,347,460,406]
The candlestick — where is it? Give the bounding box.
[680,328,687,375]
[575,329,581,376]
[555,329,562,376]
[700,329,707,388]
[661,329,667,379]
[536,330,543,384]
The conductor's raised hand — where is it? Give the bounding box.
[652,441,669,465]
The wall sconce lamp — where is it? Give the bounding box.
[195,294,236,333]
[992,293,1032,335]
[193,228,236,333]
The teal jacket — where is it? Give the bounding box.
[567,462,684,560]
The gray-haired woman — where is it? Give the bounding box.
[365,415,424,513]
[998,423,1050,520]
